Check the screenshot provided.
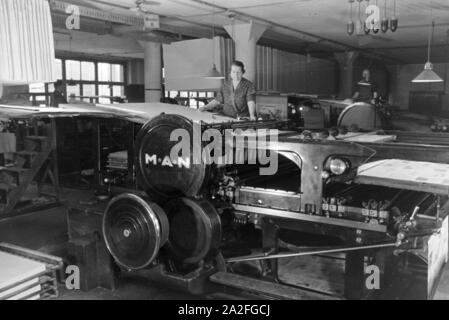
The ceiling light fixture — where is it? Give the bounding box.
[204,8,224,80]
[390,0,398,32]
[412,16,443,83]
[348,0,396,35]
[381,0,388,32]
[372,0,380,33]
[347,0,355,35]
[356,0,364,35]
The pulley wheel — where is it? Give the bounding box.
[164,198,221,265]
[103,193,169,270]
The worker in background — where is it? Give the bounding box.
[200,60,257,120]
[352,69,378,104]
[51,80,67,107]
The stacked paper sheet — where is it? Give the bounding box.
[0,251,46,300]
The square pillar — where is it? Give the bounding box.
[224,21,267,83]
[335,51,359,99]
[140,41,163,103]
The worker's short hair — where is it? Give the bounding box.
[231,60,245,74]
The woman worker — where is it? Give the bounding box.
[200,60,257,121]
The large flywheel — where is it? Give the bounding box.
[103,193,169,270]
[163,198,222,265]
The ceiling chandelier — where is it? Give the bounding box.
[347,0,398,36]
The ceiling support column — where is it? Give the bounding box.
[224,21,267,83]
[141,41,163,103]
[334,51,359,99]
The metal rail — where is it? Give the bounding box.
[226,242,398,263]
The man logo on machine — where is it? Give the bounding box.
[145,154,191,169]
[165,124,279,175]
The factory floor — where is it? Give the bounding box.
[1,187,449,300]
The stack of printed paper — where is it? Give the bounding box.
[0,251,46,300]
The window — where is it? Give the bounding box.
[98,63,111,82]
[112,85,124,97]
[111,64,124,82]
[82,84,96,103]
[162,90,215,109]
[98,85,111,104]
[26,58,125,106]
[81,62,95,81]
[66,60,81,81]
[29,83,45,93]
[67,84,80,100]
[189,92,198,109]
[55,59,63,80]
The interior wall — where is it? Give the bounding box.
[163,37,223,91]
[54,30,144,59]
[256,46,337,95]
[389,63,449,110]
[162,36,338,95]
[126,60,145,85]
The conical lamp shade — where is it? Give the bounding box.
[204,65,224,79]
[412,62,444,83]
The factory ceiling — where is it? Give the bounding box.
[60,0,449,64]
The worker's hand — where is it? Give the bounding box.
[199,106,208,112]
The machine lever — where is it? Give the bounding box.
[226,242,399,263]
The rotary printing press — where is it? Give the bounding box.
[69,103,449,300]
[2,103,447,299]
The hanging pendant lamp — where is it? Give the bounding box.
[372,0,380,33]
[355,0,364,35]
[347,0,355,35]
[204,10,224,79]
[390,0,398,32]
[204,65,224,79]
[412,19,443,83]
[381,0,389,32]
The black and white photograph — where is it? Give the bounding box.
[1,0,449,304]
